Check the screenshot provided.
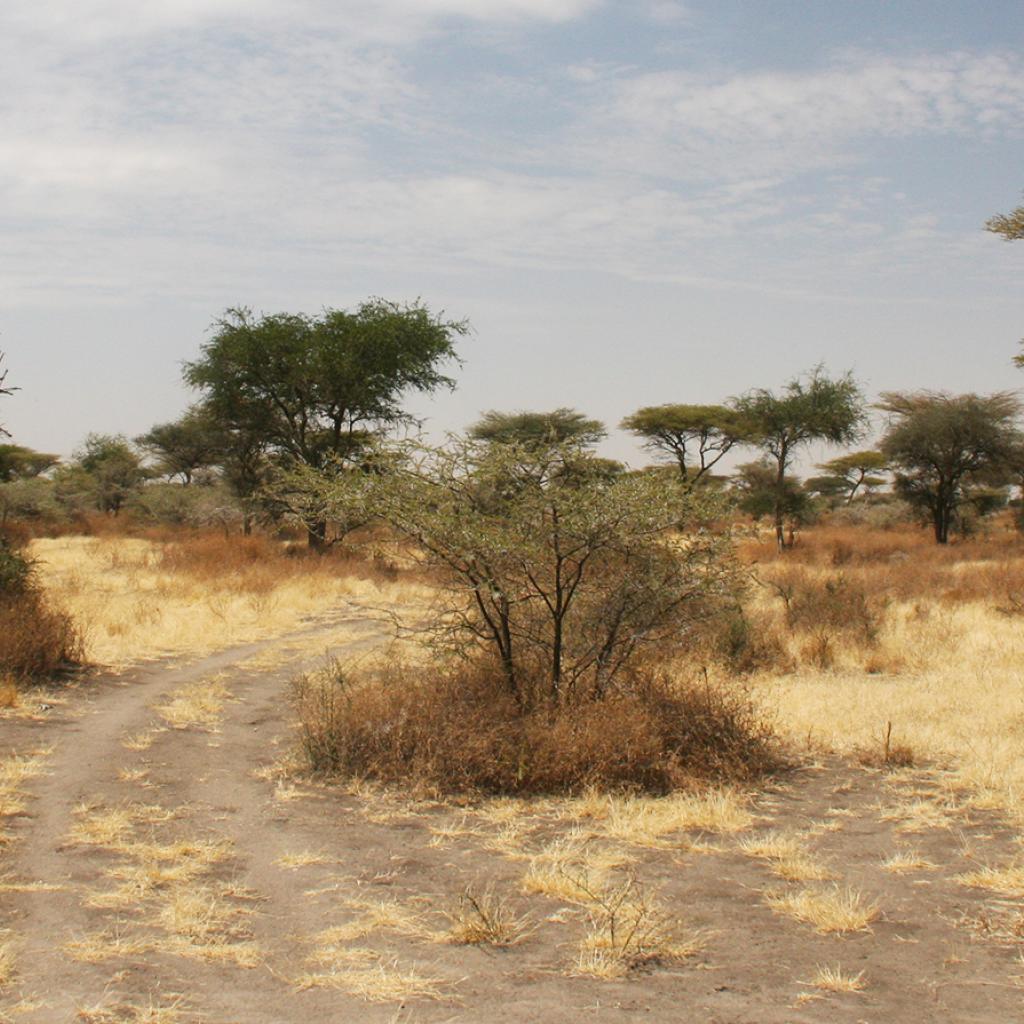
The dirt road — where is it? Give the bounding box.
[2,608,1022,1023]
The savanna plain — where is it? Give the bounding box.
[2,517,1024,1024]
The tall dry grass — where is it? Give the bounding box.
[28,532,428,669]
[720,520,1024,824]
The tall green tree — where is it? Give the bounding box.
[621,404,749,489]
[733,367,866,550]
[878,391,1022,544]
[184,300,467,547]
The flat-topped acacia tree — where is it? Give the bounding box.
[621,404,751,490]
[184,300,468,547]
[733,367,866,550]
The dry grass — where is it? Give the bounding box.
[725,524,1024,829]
[739,831,834,881]
[0,749,49,831]
[566,789,753,848]
[881,848,938,874]
[298,939,448,1002]
[75,995,187,1023]
[274,850,331,870]
[570,875,703,979]
[155,675,230,730]
[29,534,428,668]
[958,862,1024,898]
[805,963,867,993]
[0,936,15,990]
[443,885,532,946]
[765,885,879,934]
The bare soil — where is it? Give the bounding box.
[2,608,1022,1023]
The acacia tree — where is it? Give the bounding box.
[469,408,605,448]
[69,434,147,515]
[366,438,736,707]
[184,300,467,546]
[621,404,749,490]
[815,450,888,504]
[136,405,224,484]
[0,446,59,482]
[733,367,866,550]
[986,200,1024,241]
[878,391,1022,543]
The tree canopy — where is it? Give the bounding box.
[469,408,605,448]
[0,445,59,482]
[184,301,467,473]
[621,403,750,488]
[878,390,1022,543]
[815,450,889,504]
[986,202,1024,241]
[136,405,224,484]
[733,367,866,548]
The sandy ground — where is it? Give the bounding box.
[1,613,1023,1023]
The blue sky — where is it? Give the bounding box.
[2,0,1023,467]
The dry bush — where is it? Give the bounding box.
[0,539,83,682]
[293,659,780,797]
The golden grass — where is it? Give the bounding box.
[443,885,532,947]
[881,848,938,874]
[738,831,834,881]
[766,885,879,934]
[319,898,434,943]
[0,749,49,832]
[155,675,230,730]
[958,862,1024,898]
[75,995,186,1023]
[562,789,752,848]
[29,535,430,669]
[298,941,448,1002]
[749,545,1024,826]
[274,850,331,870]
[0,936,15,990]
[806,964,867,993]
[570,876,703,979]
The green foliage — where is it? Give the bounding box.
[71,433,147,515]
[816,450,888,504]
[0,444,59,482]
[0,537,31,594]
[732,460,818,531]
[126,481,244,530]
[620,403,750,488]
[986,202,1024,241]
[184,301,467,471]
[733,367,865,548]
[365,437,739,707]
[878,390,1022,543]
[0,477,65,525]
[469,408,606,448]
[135,405,223,484]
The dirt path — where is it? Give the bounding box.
[2,609,1023,1023]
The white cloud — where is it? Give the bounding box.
[573,53,1024,180]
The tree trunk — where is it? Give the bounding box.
[307,519,328,551]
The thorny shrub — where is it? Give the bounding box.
[292,658,780,797]
[0,537,83,682]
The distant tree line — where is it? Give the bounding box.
[4,294,1024,546]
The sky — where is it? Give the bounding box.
[2,0,1023,469]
